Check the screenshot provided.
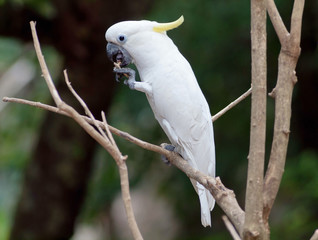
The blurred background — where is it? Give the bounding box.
[0,0,317,239]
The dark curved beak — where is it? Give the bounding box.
[106,43,132,67]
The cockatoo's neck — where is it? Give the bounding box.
[126,32,179,71]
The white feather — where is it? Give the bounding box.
[106,20,216,227]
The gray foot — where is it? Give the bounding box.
[113,67,136,90]
[161,144,175,165]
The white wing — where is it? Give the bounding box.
[145,53,216,226]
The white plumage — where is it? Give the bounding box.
[106,16,215,227]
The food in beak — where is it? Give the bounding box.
[106,43,132,67]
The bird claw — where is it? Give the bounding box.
[113,67,136,90]
[115,73,122,82]
[161,144,176,166]
[124,79,136,90]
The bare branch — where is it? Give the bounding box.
[3,97,67,115]
[212,87,252,122]
[265,0,289,44]
[63,69,108,140]
[222,215,242,240]
[28,22,143,240]
[263,0,304,221]
[161,144,245,233]
[30,21,62,106]
[3,18,258,237]
[290,0,305,46]
[243,0,267,238]
[3,96,165,155]
[3,93,251,161]
[2,95,246,233]
[3,57,253,234]
[102,111,116,146]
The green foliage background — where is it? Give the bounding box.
[0,0,317,239]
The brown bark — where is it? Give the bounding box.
[263,0,304,222]
[243,0,267,239]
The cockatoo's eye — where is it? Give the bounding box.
[117,34,127,43]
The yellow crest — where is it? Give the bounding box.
[153,16,184,33]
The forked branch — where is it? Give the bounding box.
[263,0,305,221]
[265,0,289,44]
[29,21,143,240]
[3,88,248,233]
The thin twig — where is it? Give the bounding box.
[3,97,66,114]
[28,21,143,240]
[212,87,252,122]
[3,88,251,155]
[63,70,108,140]
[222,215,242,240]
[30,21,62,106]
[2,96,165,155]
[3,84,252,125]
[102,111,116,146]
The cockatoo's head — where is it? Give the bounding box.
[105,16,184,68]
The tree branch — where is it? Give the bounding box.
[2,19,255,236]
[2,83,252,156]
[162,144,245,233]
[63,70,108,141]
[212,87,252,122]
[223,215,242,240]
[243,0,267,239]
[29,21,143,240]
[290,0,305,46]
[30,22,62,106]
[263,0,304,222]
[2,94,247,233]
[265,0,289,45]
[3,83,251,134]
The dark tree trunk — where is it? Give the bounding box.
[0,0,152,239]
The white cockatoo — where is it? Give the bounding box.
[105,16,216,227]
